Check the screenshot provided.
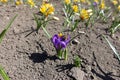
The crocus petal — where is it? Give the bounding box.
[54,39,60,49]
[60,41,66,49]
[51,34,70,50]
[65,35,70,44]
[52,34,58,43]
[93,2,97,6]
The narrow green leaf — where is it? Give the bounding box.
[102,35,120,62]
[71,19,79,31]
[33,14,41,31]
[0,66,10,80]
[0,30,7,43]
[0,15,17,43]
[57,50,63,59]
[64,48,68,60]
[41,26,51,38]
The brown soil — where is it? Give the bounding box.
[0,0,120,80]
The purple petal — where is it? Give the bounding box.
[93,2,97,6]
[60,36,65,41]
[51,34,70,50]
[60,41,67,49]
[65,35,70,44]
[52,34,58,43]
[54,39,60,49]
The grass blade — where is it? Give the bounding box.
[102,35,120,62]
[0,15,17,43]
[41,26,51,38]
[0,66,10,80]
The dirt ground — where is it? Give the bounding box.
[0,0,120,80]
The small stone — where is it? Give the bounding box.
[78,31,85,34]
[70,67,85,80]
[88,66,92,71]
[72,39,80,45]
[92,62,96,66]
[55,59,60,64]
[6,16,10,20]
[13,27,20,34]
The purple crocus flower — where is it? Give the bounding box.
[51,33,70,50]
[93,2,97,6]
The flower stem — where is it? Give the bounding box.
[64,48,68,61]
[57,50,62,59]
[41,26,51,39]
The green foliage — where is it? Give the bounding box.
[33,14,42,31]
[0,15,17,43]
[57,48,68,60]
[0,15,17,80]
[74,55,81,67]
[33,14,52,38]
[63,2,80,31]
[102,35,120,62]
[0,66,10,80]
[64,48,68,60]
[108,19,120,35]
[71,19,80,31]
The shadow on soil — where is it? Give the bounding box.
[14,26,35,36]
[29,52,58,63]
[29,41,58,63]
[92,53,116,80]
[56,64,74,72]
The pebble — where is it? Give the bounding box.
[92,62,96,66]
[13,27,20,34]
[72,39,80,45]
[69,67,85,80]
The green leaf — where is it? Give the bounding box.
[64,48,68,60]
[109,20,120,35]
[41,26,51,38]
[74,55,81,67]
[0,66,10,80]
[57,50,63,59]
[33,14,42,31]
[0,15,17,43]
[71,19,79,31]
[102,35,120,62]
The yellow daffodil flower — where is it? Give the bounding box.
[118,5,120,11]
[80,0,86,3]
[64,0,71,5]
[112,0,118,5]
[15,0,23,5]
[40,3,55,17]
[74,0,80,3]
[72,5,79,13]
[27,0,35,8]
[100,3,105,9]
[80,9,89,20]
[99,0,105,9]
[0,0,8,3]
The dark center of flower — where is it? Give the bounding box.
[60,36,66,41]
